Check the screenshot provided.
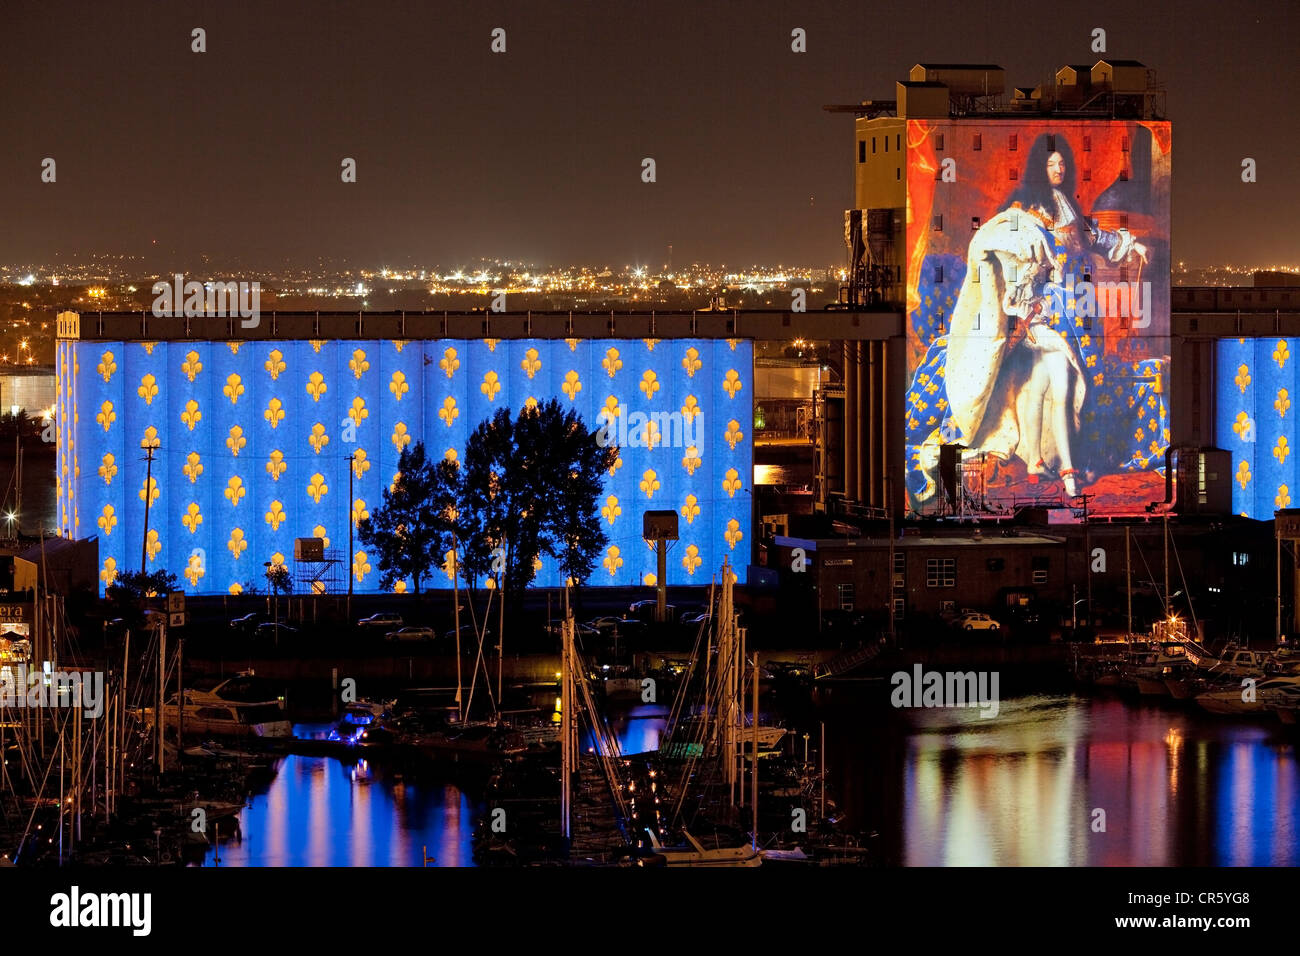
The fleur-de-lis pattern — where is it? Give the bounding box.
[1221,338,1300,517]
[266,449,286,481]
[264,397,285,428]
[521,348,541,379]
[138,374,158,405]
[349,349,370,380]
[65,339,751,593]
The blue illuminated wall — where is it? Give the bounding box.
[1217,337,1300,518]
[58,338,753,594]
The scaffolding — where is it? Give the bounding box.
[293,548,345,595]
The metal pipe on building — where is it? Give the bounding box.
[843,341,858,503]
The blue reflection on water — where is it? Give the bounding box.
[200,727,479,867]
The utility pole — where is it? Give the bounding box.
[347,453,355,624]
[1126,525,1133,636]
[140,443,156,574]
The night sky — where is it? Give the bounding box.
[0,0,1296,271]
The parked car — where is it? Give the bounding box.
[954,612,1001,632]
[681,612,711,627]
[358,612,403,630]
[386,626,435,642]
[628,600,678,622]
[256,622,299,640]
[587,616,624,634]
[230,613,262,632]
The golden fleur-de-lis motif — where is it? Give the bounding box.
[98,453,117,486]
[726,338,740,351]
[266,449,286,481]
[1278,485,1292,510]
[389,370,409,401]
[682,544,702,576]
[643,339,659,351]
[139,475,160,506]
[609,451,623,476]
[142,425,160,449]
[348,396,368,427]
[565,338,580,352]
[229,583,243,595]
[183,451,203,483]
[227,425,247,456]
[484,338,499,353]
[182,350,203,382]
[724,518,744,550]
[97,504,117,536]
[306,371,327,401]
[645,419,662,449]
[140,341,156,355]
[723,468,742,497]
[182,502,203,533]
[226,342,240,355]
[681,395,700,423]
[352,550,371,582]
[307,473,328,504]
[603,395,621,421]
[724,419,744,450]
[181,399,201,431]
[442,548,459,581]
[1275,436,1290,465]
[349,349,370,380]
[1236,364,1251,394]
[351,498,369,527]
[224,476,245,506]
[601,494,621,526]
[270,551,286,568]
[643,572,657,587]
[639,369,659,399]
[265,500,285,531]
[524,396,538,411]
[1276,341,1290,369]
[481,370,502,402]
[98,351,116,383]
[640,468,660,498]
[265,349,285,380]
[223,373,244,404]
[444,448,458,464]
[562,370,582,401]
[96,400,115,432]
[439,396,459,426]
[603,348,622,378]
[602,545,623,577]
[722,369,743,399]
[312,525,330,548]
[309,339,325,353]
[309,422,330,453]
[521,348,541,379]
[682,446,702,476]
[228,528,248,560]
[682,494,700,525]
[393,580,408,594]
[101,557,118,588]
[184,553,204,587]
[1277,389,1291,418]
[351,449,370,479]
[392,422,411,451]
[393,340,408,354]
[1232,411,1252,440]
[264,397,285,428]
[682,347,702,378]
[138,373,159,405]
[440,347,459,378]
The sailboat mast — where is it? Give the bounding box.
[750,653,758,853]
[1126,526,1132,636]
